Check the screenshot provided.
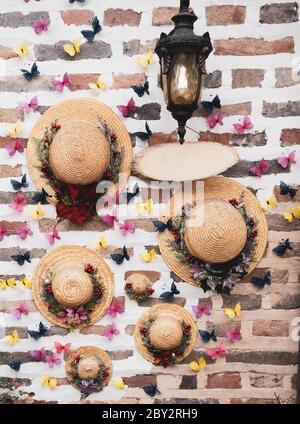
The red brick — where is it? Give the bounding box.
[206,6,246,26]
[253,320,289,337]
[148,132,178,146]
[68,73,99,91]
[0,165,22,178]
[112,73,146,89]
[0,108,23,123]
[0,220,26,235]
[232,69,265,88]
[104,9,141,27]
[280,129,300,146]
[214,37,294,56]
[0,45,18,59]
[60,9,94,25]
[123,374,156,388]
[207,373,241,389]
[260,3,298,24]
[275,67,299,88]
[152,7,178,26]
[195,102,252,117]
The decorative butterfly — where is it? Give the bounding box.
[15,42,29,58]
[45,228,61,245]
[101,213,118,227]
[207,113,223,129]
[192,304,212,319]
[117,98,137,118]
[277,151,296,169]
[132,81,150,97]
[111,246,130,265]
[143,384,161,397]
[20,62,40,81]
[96,236,108,250]
[28,322,48,340]
[52,73,71,92]
[273,239,293,256]
[16,225,33,240]
[30,203,45,219]
[280,181,297,199]
[251,271,271,288]
[10,193,27,213]
[16,276,32,289]
[9,361,21,371]
[11,251,31,266]
[136,199,154,215]
[226,326,242,343]
[0,278,15,289]
[103,322,120,340]
[0,226,8,241]
[159,282,180,302]
[140,248,157,263]
[113,378,126,390]
[207,343,227,361]
[107,298,125,318]
[41,376,57,390]
[199,328,217,343]
[250,159,269,177]
[32,16,50,34]
[88,76,107,93]
[18,96,38,113]
[153,218,173,233]
[69,0,86,3]
[8,120,22,137]
[5,329,20,345]
[55,342,72,355]
[224,303,241,319]
[133,122,152,141]
[120,183,140,203]
[119,220,136,236]
[138,51,154,68]
[63,40,81,57]
[233,115,253,135]
[5,139,24,156]
[284,206,300,223]
[11,174,28,191]
[266,197,278,208]
[32,188,50,204]
[189,357,207,372]
[81,16,102,42]
[30,347,46,362]
[46,353,61,368]
[201,95,221,114]
[11,302,28,319]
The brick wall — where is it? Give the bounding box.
[0,0,299,404]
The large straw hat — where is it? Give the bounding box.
[27,98,132,204]
[134,304,197,365]
[32,245,114,328]
[159,176,268,288]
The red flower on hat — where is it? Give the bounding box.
[56,202,92,225]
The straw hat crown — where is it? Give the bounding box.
[184,199,247,264]
[127,274,151,294]
[149,315,183,351]
[78,357,100,380]
[49,119,110,185]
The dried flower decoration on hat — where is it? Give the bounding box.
[125,274,154,303]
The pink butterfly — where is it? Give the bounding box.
[10,193,27,213]
[107,298,125,318]
[207,343,227,361]
[233,115,253,135]
[11,302,28,319]
[101,213,119,227]
[277,151,296,169]
[54,341,71,355]
[5,139,24,156]
[45,353,61,368]
[192,304,212,319]
[45,228,61,245]
[207,113,223,129]
[18,96,38,114]
[226,326,242,343]
[16,225,33,240]
[119,220,136,236]
[250,159,269,177]
[117,98,137,117]
[103,322,120,340]
[52,73,71,93]
[32,16,49,34]
[30,347,46,362]
[0,226,8,241]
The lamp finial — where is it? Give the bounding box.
[180,0,190,12]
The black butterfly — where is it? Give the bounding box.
[143,384,161,397]
[201,95,221,114]
[121,183,140,204]
[134,122,152,141]
[280,181,297,199]
[153,218,173,233]
[11,251,31,265]
[199,328,217,343]
[111,246,130,265]
[70,0,86,3]
[81,16,102,42]
[132,81,150,97]
[11,174,28,191]
[8,361,21,371]
[20,62,40,81]
[251,271,271,288]
[273,239,293,257]
[32,188,50,204]
[28,322,48,341]
[160,282,180,302]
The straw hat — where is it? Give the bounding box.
[32,245,114,328]
[134,304,197,364]
[126,273,152,294]
[27,98,132,204]
[66,346,112,391]
[159,176,268,287]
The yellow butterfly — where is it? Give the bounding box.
[89,76,107,93]
[136,199,154,215]
[42,376,57,390]
[16,277,32,289]
[8,120,22,137]
[5,329,20,345]
[113,378,126,390]
[138,51,154,68]
[189,356,207,372]
[140,248,156,263]
[30,203,45,219]
[96,236,108,250]
[260,203,268,214]
[15,42,29,58]
[224,303,241,319]
[63,41,81,57]
[267,198,278,208]
[284,206,300,223]
[0,278,16,289]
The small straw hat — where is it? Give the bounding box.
[32,245,114,328]
[159,177,268,287]
[134,304,197,364]
[126,273,152,294]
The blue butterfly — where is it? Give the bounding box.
[143,384,160,397]
[32,188,50,204]
[11,174,28,191]
[111,246,130,265]
[251,271,271,288]
[199,328,217,343]
[8,361,21,371]
[28,322,48,341]
[81,16,102,42]
[160,282,180,302]
[11,251,31,265]
[20,62,40,81]
[132,81,150,97]
[133,122,152,141]
[201,95,221,114]
[273,239,293,257]
[280,181,297,199]
[153,218,173,233]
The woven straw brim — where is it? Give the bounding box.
[27,98,133,205]
[32,245,114,328]
[134,304,197,364]
[159,177,268,287]
[66,346,112,389]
